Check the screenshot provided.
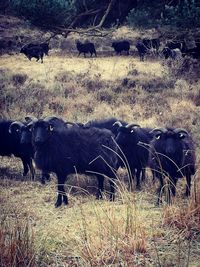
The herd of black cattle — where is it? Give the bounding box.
[19,38,200,63]
[0,116,196,207]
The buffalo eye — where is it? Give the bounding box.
[49,124,54,132]
[155,134,161,140]
[178,133,186,139]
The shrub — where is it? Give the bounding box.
[127,0,200,28]
[11,0,76,27]
[163,56,200,81]
[12,73,27,86]
[0,217,35,267]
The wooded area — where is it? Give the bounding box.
[1,0,200,33]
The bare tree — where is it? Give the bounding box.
[47,0,117,40]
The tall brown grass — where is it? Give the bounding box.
[0,216,35,267]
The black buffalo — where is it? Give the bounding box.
[162,47,182,59]
[114,122,153,190]
[111,41,130,55]
[22,42,49,56]
[149,127,196,205]
[166,41,187,54]
[32,118,118,207]
[135,42,148,61]
[0,119,34,179]
[76,41,97,57]
[83,117,127,137]
[20,45,44,63]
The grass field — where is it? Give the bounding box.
[0,49,200,266]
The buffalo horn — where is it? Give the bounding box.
[9,121,24,133]
[150,127,167,134]
[112,121,123,128]
[174,128,189,136]
[125,123,140,129]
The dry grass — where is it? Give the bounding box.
[0,44,200,266]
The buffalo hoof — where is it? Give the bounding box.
[23,170,29,176]
[109,195,115,202]
[40,179,46,185]
[63,195,68,205]
[136,185,141,191]
[55,195,62,208]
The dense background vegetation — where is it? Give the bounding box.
[1,0,200,29]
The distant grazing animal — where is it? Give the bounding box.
[22,42,50,56]
[162,47,182,60]
[166,41,187,54]
[0,119,34,179]
[76,41,97,57]
[111,41,130,55]
[114,122,153,190]
[20,45,44,63]
[149,128,196,205]
[185,44,200,59]
[83,117,127,137]
[142,38,160,53]
[135,42,148,61]
[32,118,118,207]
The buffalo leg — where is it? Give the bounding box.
[141,168,146,182]
[21,158,29,177]
[109,178,115,201]
[40,53,44,63]
[185,173,191,196]
[96,175,104,199]
[136,168,142,190]
[40,172,50,184]
[166,178,177,204]
[28,159,35,180]
[55,175,68,207]
[157,173,164,206]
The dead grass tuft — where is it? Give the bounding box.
[0,216,35,267]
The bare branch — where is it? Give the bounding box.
[45,0,117,40]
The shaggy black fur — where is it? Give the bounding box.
[32,119,118,207]
[135,42,148,61]
[21,42,49,56]
[149,128,196,205]
[115,124,153,190]
[76,41,97,57]
[83,117,127,137]
[20,45,44,63]
[111,41,130,55]
[0,119,34,178]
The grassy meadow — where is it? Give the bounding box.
[0,21,200,266]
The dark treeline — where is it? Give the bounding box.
[0,0,200,29]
